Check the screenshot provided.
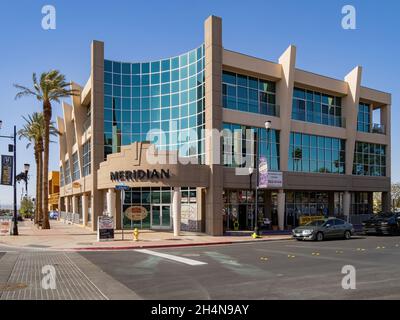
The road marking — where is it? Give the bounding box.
[135,249,207,266]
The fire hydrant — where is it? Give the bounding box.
[133,228,139,241]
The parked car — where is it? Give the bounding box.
[292,218,354,241]
[362,212,400,235]
[49,211,59,220]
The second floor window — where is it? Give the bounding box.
[292,88,343,128]
[72,152,80,181]
[64,160,71,185]
[82,140,91,177]
[222,71,277,116]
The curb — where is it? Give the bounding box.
[70,237,293,251]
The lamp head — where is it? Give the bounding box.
[248,167,254,175]
[265,120,272,130]
[0,120,2,130]
[24,163,30,172]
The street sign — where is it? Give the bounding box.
[115,184,130,191]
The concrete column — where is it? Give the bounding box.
[343,191,351,222]
[277,190,285,231]
[382,192,391,213]
[204,15,224,236]
[343,66,362,175]
[82,194,89,226]
[106,189,116,218]
[72,196,78,214]
[90,40,105,232]
[65,197,70,213]
[173,187,182,236]
[277,45,296,172]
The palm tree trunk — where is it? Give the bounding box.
[38,145,43,226]
[34,146,39,225]
[42,101,51,229]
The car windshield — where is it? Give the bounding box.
[305,220,325,226]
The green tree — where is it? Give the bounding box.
[20,197,34,218]
[14,71,77,229]
[18,112,59,226]
[392,183,400,210]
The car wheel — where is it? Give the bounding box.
[344,230,351,240]
[316,232,324,241]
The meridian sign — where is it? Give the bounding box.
[110,169,170,182]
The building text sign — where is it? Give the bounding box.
[110,169,170,182]
[266,172,283,189]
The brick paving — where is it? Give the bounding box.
[0,251,107,300]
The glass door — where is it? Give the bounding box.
[151,205,171,229]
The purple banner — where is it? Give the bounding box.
[258,156,268,189]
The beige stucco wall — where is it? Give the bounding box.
[97,142,210,189]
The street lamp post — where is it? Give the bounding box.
[254,120,272,236]
[0,121,18,236]
[248,167,254,230]
[17,163,30,197]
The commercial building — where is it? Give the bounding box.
[58,15,391,235]
[48,171,60,212]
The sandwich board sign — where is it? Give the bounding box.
[97,216,114,241]
[0,218,12,236]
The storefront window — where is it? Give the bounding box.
[223,189,266,232]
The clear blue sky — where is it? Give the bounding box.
[0,0,398,206]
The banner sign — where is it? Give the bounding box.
[1,155,13,186]
[97,216,114,241]
[267,171,283,188]
[258,156,269,188]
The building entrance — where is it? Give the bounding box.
[151,205,172,229]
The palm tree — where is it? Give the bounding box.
[18,113,59,226]
[14,71,78,229]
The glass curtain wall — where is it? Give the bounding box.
[292,88,343,127]
[104,45,206,163]
[289,132,345,174]
[353,142,386,176]
[222,71,277,116]
[222,123,280,170]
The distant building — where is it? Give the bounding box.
[48,171,60,211]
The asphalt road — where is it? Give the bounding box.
[81,236,400,300]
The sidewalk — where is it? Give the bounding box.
[0,220,292,251]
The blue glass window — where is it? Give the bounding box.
[289,132,345,174]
